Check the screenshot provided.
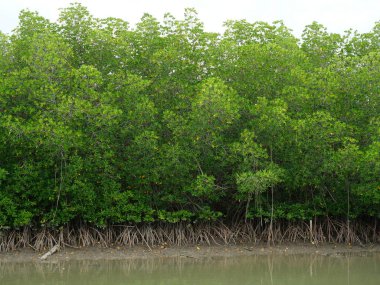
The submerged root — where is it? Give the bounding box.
[0,219,379,252]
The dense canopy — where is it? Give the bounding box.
[0,3,379,229]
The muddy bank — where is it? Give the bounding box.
[1,243,379,263]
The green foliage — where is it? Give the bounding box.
[0,4,378,228]
[237,166,283,196]
[157,210,194,223]
[0,168,7,181]
[189,174,217,198]
[196,206,223,221]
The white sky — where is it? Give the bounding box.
[0,0,379,37]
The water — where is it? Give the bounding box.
[1,253,379,285]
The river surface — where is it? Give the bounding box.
[1,252,379,285]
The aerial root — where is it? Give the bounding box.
[0,219,378,252]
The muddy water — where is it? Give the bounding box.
[1,253,379,285]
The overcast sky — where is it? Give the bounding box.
[0,0,379,37]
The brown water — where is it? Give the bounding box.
[1,253,379,285]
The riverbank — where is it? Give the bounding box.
[1,243,379,263]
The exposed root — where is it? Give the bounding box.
[0,219,379,252]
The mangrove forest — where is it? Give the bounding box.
[0,3,379,250]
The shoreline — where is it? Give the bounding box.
[1,243,379,263]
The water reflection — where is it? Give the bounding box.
[0,252,379,285]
